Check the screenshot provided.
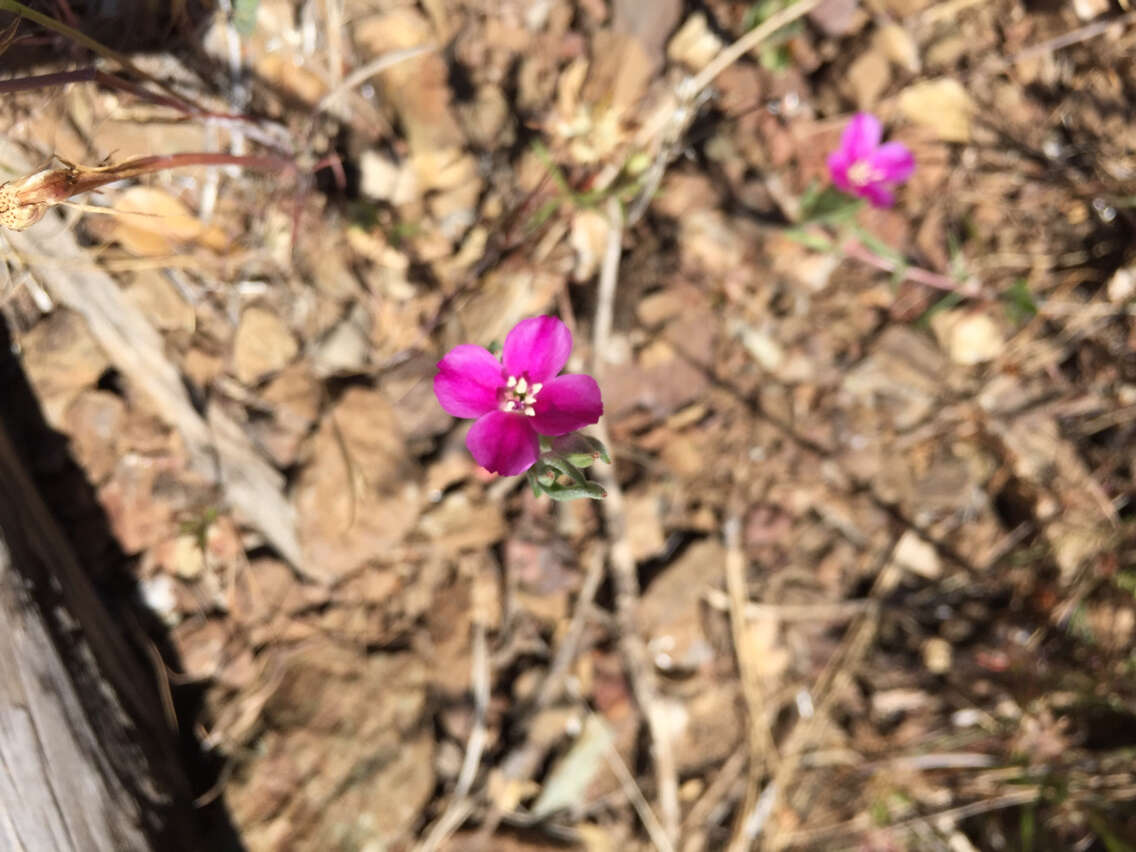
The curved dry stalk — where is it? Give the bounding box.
[592,197,681,847]
[594,0,827,207]
[687,0,826,96]
[415,621,490,852]
[724,513,780,852]
[0,0,214,116]
[0,152,295,231]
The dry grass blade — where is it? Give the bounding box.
[315,45,437,116]
[777,789,1041,849]
[687,0,827,95]
[759,549,899,852]
[415,620,490,852]
[0,0,215,115]
[535,545,606,709]
[3,211,305,571]
[592,197,680,847]
[599,0,826,215]
[681,750,747,852]
[702,590,875,623]
[724,514,780,852]
[597,711,676,852]
[0,14,19,57]
[1002,9,1136,69]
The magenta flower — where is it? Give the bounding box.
[827,113,915,208]
[434,316,604,476]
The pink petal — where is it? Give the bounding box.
[869,142,915,184]
[827,150,854,193]
[502,316,572,383]
[860,183,895,208]
[466,411,540,475]
[530,374,603,436]
[840,113,882,162]
[434,344,504,419]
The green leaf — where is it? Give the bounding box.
[530,140,573,196]
[1002,278,1038,325]
[917,291,965,329]
[798,185,862,225]
[1020,804,1035,852]
[524,198,564,235]
[234,0,260,36]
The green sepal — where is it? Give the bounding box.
[548,433,610,467]
[543,481,607,501]
[541,455,589,486]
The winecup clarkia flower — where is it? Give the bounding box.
[827,113,915,208]
[434,316,603,476]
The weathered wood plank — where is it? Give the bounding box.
[0,414,206,851]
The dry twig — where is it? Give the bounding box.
[724,514,780,852]
[315,45,436,116]
[416,619,490,852]
[759,549,899,852]
[596,0,827,212]
[592,197,680,847]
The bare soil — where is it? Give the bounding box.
[2,0,1135,849]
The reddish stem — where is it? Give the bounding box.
[842,238,983,298]
[65,153,297,196]
[0,67,253,125]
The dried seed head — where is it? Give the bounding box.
[0,168,74,231]
[0,180,49,231]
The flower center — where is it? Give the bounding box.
[847,159,882,187]
[501,375,541,416]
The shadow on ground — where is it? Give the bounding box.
[0,315,244,851]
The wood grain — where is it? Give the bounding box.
[0,418,204,850]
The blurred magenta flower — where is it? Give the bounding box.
[434,316,603,476]
[827,113,914,208]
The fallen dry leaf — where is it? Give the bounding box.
[110,186,229,256]
[232,305,299,386]
[293,386,420,581]
[930,309,1005,365]
[667,13,724,71]
[897,78,975,143]
[19,308,110,426]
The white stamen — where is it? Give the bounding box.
[501,374,543,413]
[847,159,882,187]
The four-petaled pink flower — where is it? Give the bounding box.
[434,316,603,476]
[827,113,915,208]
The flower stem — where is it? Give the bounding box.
[841,238,983,299]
